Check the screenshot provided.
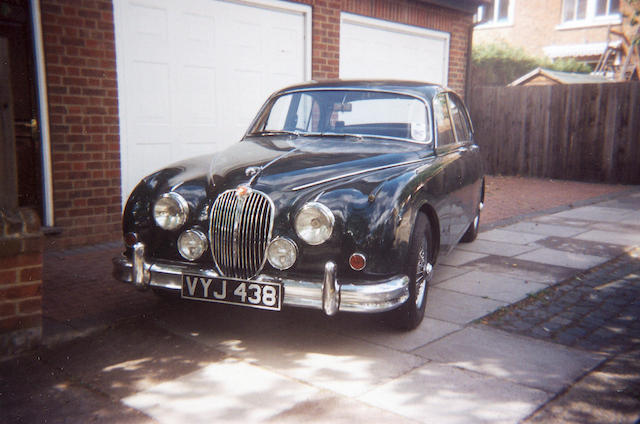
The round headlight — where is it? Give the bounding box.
[294,202,334,245]
[153,192,189,230]
[178,229,208,261]
[267,237,298,270]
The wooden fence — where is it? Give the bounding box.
[468,82,640,184]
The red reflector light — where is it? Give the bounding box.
[349,253,366,271]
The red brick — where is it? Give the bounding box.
[0,302,16,318]
[18,298,42,315]
[0,270,17,285]
[0,283,42,301]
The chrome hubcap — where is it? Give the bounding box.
[415,245,432,309]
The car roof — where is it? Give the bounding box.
[276,80,446,101]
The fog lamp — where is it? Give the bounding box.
[178,229,208,261]
[267,237,298,270]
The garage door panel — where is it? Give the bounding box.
[179,14,218,62]
[131,144,173,185]
[178,66,218,127]
[129,62,170,123]
[116,0,310,200]
[340,13,449,85]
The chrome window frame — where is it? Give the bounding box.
[247,88,434,146]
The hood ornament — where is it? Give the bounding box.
[245,166,261,177]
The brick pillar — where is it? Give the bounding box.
[0,208,43,359]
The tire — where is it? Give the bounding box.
[390,212,433,330]
[460,210,480,243]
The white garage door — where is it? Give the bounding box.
[340,13,449,85]
[114,0,311,200]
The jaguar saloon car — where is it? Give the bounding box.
[113,80,484,330]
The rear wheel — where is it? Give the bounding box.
[391,213,433,330]
[460,210,479,243]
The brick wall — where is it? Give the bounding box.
[473,0,620,58]
[41,0,121,249]
[0,208,43,358]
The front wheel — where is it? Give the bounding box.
[390,212,434,330]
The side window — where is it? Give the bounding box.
[448,94,472,142]
[433,94,455,146]
[295,93,316,131]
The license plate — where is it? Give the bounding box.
[181,274,282,311]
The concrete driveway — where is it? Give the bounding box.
[2,189,640,423]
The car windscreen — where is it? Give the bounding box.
[251,90,432,143]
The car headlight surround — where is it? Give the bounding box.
[266,237,298,270]
[178,229,208,261]
[153,192,189,230]
[294,202,334,245]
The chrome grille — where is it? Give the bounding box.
[209,188,274,279]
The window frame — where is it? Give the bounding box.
[475,0,515,28]
[558,0,621,29]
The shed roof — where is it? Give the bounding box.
[508,67,612,86]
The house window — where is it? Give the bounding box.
[562,0,620,25]
[476,0,513,26]
[595,0,620,16]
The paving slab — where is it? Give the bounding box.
[39,320,225,399]
[515,247,609,270]
[123,359,323,424]
[439,250,488,267]
[576,230,640,246]
[457,239,538,257]
[358,362,550,424]
[413,326,604,393]
[531,215,594,228]
[436,271,547,303]
[534,236,626,258]
[425,287,506,325]
[478,229,548,245]
[154,305,427,397]
[465,255,578,284]
[320,314,464,352]
[550,206,634,223]
[0,352,155,424]
[432,264,472,285]
[500,222,587,238]
[264,394,418,423]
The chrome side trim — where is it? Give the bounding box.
[113,252,409,314]
[291,158,426,191]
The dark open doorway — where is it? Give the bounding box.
[0,0,42,217]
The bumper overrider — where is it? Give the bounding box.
[112,242,409,315]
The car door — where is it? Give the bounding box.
[432,92,462,252]
[447,92,483,242]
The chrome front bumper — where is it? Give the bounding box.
[112,242,409,315]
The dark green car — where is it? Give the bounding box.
[113,80,484,330]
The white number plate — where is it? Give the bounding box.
[181,274,282,311]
